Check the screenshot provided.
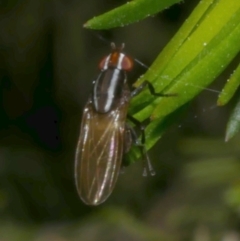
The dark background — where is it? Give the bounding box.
[0,0,240,240]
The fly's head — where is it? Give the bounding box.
[98,43,134,72]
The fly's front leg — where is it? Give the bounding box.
[131,80,177,98]
[127,115,155,177]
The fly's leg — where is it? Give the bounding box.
[127,80,176,175]
[127,115,155,177]
[127,81,176,175]
[123,125,133,154]
[131,80,177,98]
[120,126,133,174]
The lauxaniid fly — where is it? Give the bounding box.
[75,43,174,205]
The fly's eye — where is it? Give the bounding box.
[98,56,108,70]
[121,55,134,71]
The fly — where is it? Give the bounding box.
[75,43,174,205]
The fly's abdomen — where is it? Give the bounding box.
[75,100,127,205]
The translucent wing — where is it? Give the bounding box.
[75,98,128,205]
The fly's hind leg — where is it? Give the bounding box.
[126,80,176,176]
[127,115,155,176]
[120,125,133,174]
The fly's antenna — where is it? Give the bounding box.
[110,42,125,52]
[120,43,125,51]
[87,30,126,52]
[110,42,116,50]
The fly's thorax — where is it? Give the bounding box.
[93,68,127,113]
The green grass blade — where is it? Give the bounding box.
[218,63,240,106]
[126,0,240,158]
[84,0,181,29]
[146,17,240,150]
[134,0,216,88]
[151,12,240,120]
[130,0,240,122]
[130,0,216,116]
[225,97,240,141]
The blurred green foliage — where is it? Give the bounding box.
[0,0,240,241]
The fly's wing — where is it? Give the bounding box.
[75,98,128,205]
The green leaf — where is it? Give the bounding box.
[225,183,240,209]
[217,63,240,106]
[133,0,216,89]
[128,0,240,153]
[225,96,240,141]
[84,0,181,29]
